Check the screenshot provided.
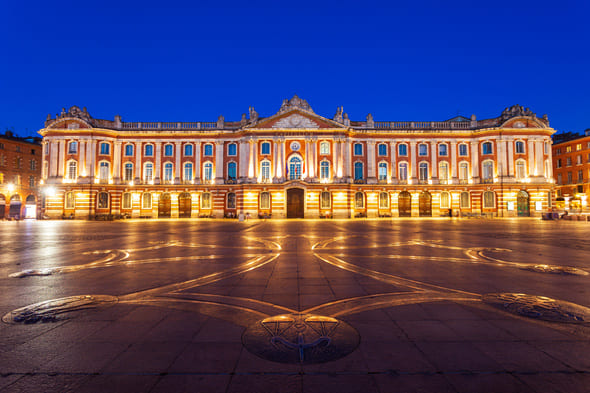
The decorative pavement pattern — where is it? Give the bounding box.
[0,219,589,392]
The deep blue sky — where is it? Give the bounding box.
[1,0,588,137]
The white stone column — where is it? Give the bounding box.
[215,141,224,184]
[88,141,96,179]
[527,140,535,178]
[367,141,376,183]
[279,138,286,179]
[430,142,438,180]
[450,141,457,180]
[273,139,279,180]
[343,140,351,180]
[248,139,255,179]
[310,138,317,179]
[535,140,544,177]
[253,141,258,179]
[155,142,162,184]
[332,140,339,179]
[390,142,396,181]
[410,142,417,180]
[470,142,479,180]
[496,139,507,177]
[49,141,58,178]
[175,142,182,184]
[57,140,65,178]
[78,141,86,178]
[507,139,514,177]
[194,142,201,182]
[135,142,142,181]
[239,140,248,180]
[113,142,122,183]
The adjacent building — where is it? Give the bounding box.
[552,130,590,212]
[39,97,555,219]
[0,131,42,219]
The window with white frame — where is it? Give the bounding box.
[459,143,468,156]
[68,141,78,154]
[162,144,172,157]
[163,162,173,182]
[379,192,389,209]
[125,144,134,156]
[482,142,493,155]
[289,156,302,180]
[144,162,153,182]
[201,192,211,209]
[65,192,75,209]
[203,162,213,181]
[354,162,363,180]
[261,142,271,155]
[227,192,236,209]
[144,144,153,156]
[515,160,526,180]
[398,143,408,156]
[122,192,132,209]
[515,141,525,154]
[67,160,77,180]
[398,162,408,181]
[227,162,237,180]
[482,160,494,180]
[320,161,330,180]
[97,192,109,209]
[439,162,449,181]
[320,191,331,209]
[440,192,450,209]
[418,143,428,156]
[438,144,448,156]
[483,191,495,208]
[100,142,110,155]
[142,193,152,209]
[320,142,330,155]
[99,161,109,181]
[378,162,387,180]
[184,162,193,182]
[378,143,387,156]
[184,144,193,156]
[354,143,363,156]
[459,162,468,182]
[354,192,364,209]
[124,163,133,181]
[261,160,271,181]
[460,191,470,208]
[418,162,428,181]
[227,143,237,156]
[204,144,213,156]
[260,192,271,210]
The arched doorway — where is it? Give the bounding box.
[398,191,411,217]
[158,193,171,218]
[517,190,530,217]
[25,195,36,219]
[287,188,304,218]
[0,194,5,219]
[9,195,22,219]
[178,192,191,218]
[419,191,432,217]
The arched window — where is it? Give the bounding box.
[515,159,526,180]
[483,191,495,208]
[320,142,330,155]
[142,193,152,209]
[439,162,449,182]
[379,192,389,209]
[203,162,213,181]
[124,163,133,181]
[227,143,237,156]
[354,162,363,180]
[398,143,408,156]
[99,142,110,155]
[164,144,173,156]
[398,162,408,181]
[261,142,271,155]
[440,192,450,209]
[97,192,109,209]
[320,191,331,209]
[144,162,153,182]
[482,160,494,181]
[378,143,387,156]
[378,162,387,181]
[201,192,211,209]
[184,162,193,182]
[515,141,525,154]
[227,192,236,209]
[320,161,330,180]
[184,144,193,156]
[122,192,132,209]
[419,162,428,181]
[260,192,271,210]
[289,156,302,180]
[438,144,448,156]
[144,144,153,156]
[227,162,237,180]
[261,160,271,181]
[99,161,109,182]
[68,141,78,154]
[67,160,77,180]
[418,143,428,156]
[125,144,134,156]
[353,143,363,156]
[354,192,364,209]
[163,162,173,183]
[460,192,470,208]
[64,191,75,209]
[482,142,493,155]
[203,144,213,156]
[458,143,468,156]
[459,162,469,182]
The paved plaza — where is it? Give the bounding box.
[0,218,589,392]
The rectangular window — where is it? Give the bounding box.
[145,145,153,156]
[576,143,582,151]
[125,145,134,156]
[567,157,572,166]
[30,160,36,170]
[398,144,407,156]
[378,144,387,156]
[164,145,173,156]
[68,142,78,154]
[566,146,572,153]
[320,192,331,209]
[567,172,572,184]
[354,143,363,156]
[201,193,211,209]
[227,144,237,156]
[16,146,21,152]
[29,176,35,188]
[122,193,132,209]
[556,159,561,168]
[418,144,428,156]
[204,144,213,156]
[557,173,562,184]
[100,143,110,155]
[438,144,448,156]
[184,144,193,156]
[577,155,582,165]
[578,170,583,182]
[261,142,271,155]
[555,148,561,155]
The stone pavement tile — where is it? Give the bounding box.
[444,319,517,341]
[192,318,244,343]
[360,341,437,373]
[116,305,172,323]
[472,341,574,372]
[234,346,301,374]
[102,341,188,373]
[0,341,64,373]
[384,303,432,321]
[298,285,333,296]
[373,373,456,393]
[0,323,67,351]
[414,342,503,372]
[302,374,379,393]
[262,294,299,311]
[24,321,111,345]
[228,286,266,299]
[446,373,536,393]
[141,314,207,342]
[38,342,130,373]
[347,320,406,342]
[396,320,463,341]
[419,302,482,320]
[530,341,590,372]
[341,309,392,322]
[298,277,330,286]
[301,348,368,373]
[328,284,367,298]
[1,374,89,393]
[84,321,159,343]
[487,319,576,341]
[0,374,22,391]
[226,374,302,393]
[518,372,590,393]
[168,342,242,373]
[150,375,231,393]
[74,304,138,322]
[299,294,336,310]
[75,375,159,393]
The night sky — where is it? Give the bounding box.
[1,0,588,137]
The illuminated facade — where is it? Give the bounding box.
[552,130,590,211]
[39,97,555,219]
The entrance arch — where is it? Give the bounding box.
[287,188,304,218]
[398,191,411,217]
[419,191,432,217]
[25,195,36,219]
[0,194,5,219]
[178,192,191,218]
[517,190,530,217]
[158,193,171,218]
[9,195,22,219]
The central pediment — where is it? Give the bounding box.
[251,109,347,130]
[272,114,320,129]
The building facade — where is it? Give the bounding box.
[0,131,42,219]
[39,97,555,219]
[552,130,590,212]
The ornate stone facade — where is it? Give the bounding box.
[39,96,555,219]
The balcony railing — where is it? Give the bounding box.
[481,178,494,184]
[354,178,366,184]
